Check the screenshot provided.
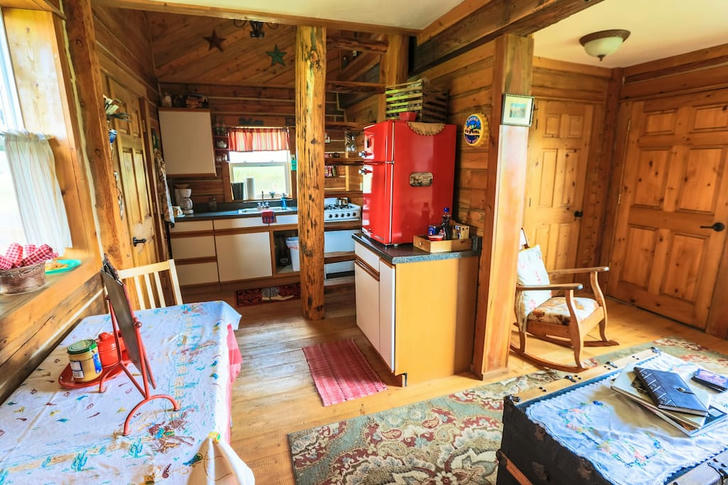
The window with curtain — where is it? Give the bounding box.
[0,13,71,255]
[228,127,292,199]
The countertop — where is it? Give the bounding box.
[353,233,480,264]
[174,208,298,220]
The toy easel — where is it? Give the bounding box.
[101,257,180,436]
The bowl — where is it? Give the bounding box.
[0,262,47,294]
[427,234,444,241]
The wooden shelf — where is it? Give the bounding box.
[325,121,366,129]
[324,275,355,288]
[326,80,386,94]
[324,251,355,264]
[324,190,363,198]
[324,158,365,165]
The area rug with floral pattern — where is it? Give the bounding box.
[287,337,728,485]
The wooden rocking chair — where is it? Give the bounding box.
[511,230,618,372]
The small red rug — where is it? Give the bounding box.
[302,339,387,406]
[235,283,301,306]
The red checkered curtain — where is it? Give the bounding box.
[228,127,290,152]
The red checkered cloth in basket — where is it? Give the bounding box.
[20,244,55,266]
[4,243,23,267]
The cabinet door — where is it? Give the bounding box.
[355,259,380,349]
[215,232,273,281]
[158,109,216,176]
[378,262,395,371]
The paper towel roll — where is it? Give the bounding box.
[245,177,255,200]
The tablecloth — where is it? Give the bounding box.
[0,301,242,484]
[525,352,728,485]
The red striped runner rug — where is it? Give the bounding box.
[302,339,387,406]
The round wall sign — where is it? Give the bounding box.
[463,113,488,147]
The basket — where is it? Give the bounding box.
[385,79,449,123]
[0,262,46,294]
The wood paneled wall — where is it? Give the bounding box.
[601,42,728,338]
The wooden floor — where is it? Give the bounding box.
[184,287,728,484]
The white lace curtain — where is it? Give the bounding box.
[3,131,72,253]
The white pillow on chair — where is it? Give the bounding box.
[515,245,552,328]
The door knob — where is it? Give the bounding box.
[700,222,725,232]
[574,210,584,218]
[132,237,147,246]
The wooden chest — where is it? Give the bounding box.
[497,348,728,485]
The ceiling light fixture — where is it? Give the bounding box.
[579,29,630,61]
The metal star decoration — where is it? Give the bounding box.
[204,30,225,52]
[266,44,286,66]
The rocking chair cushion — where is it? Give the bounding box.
[528,296,599,326]
[515,245,552,327]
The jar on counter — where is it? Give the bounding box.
[67,339,103,382]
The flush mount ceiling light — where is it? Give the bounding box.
[579,29,631,61]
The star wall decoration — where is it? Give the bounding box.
[204,30,225,52]
[266,44,286,66]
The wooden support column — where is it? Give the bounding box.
[63,0,133,270]
[296,25,327,320]
[377,33,409,121]
[472,33,534,377]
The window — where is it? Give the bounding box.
[229,150,291,199]
[0,12,25,253]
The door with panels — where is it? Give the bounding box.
[525,99,595,280]
[608,91,728,328]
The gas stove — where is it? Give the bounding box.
[324,202,361,221]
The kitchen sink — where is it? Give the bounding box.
[237,207,291,214]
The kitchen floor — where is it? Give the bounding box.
[182,286,728,484]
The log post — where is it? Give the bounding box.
[295,25,326,320]
[378,33,409,121]
[63,0,133,270]
[472,33,534,377]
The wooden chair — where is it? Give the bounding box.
[117,259,183,310]
[511,230,617,372]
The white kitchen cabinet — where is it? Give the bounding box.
[354,258,380,351]
[176,262,219,285]
[215,231,273,281]
[170,236,216,260]
[378,262,396,370]
[158,109,216,176]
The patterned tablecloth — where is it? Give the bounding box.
[0,301,241,485]
[526,351,728,485]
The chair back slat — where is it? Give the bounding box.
[153,271,166,308]
[117,259,183,310]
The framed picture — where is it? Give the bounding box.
[501,94,535,127]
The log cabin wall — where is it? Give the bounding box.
[601,43,728,338]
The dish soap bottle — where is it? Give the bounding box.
[441,207,453,240]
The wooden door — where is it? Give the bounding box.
[524,99,594,276]
[108,77,158,267]
[608,91,728,328]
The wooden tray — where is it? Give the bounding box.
[413,235,472,253]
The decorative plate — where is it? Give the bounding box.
[45,258,81,274]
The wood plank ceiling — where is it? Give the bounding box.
[147,11,372,86]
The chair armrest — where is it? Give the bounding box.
[516,283,583,291]
[548,266,609,276]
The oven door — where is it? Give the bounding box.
[361,161,393,244]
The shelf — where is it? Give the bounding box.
[275,264,297,275]
[324,158,365,166]
[324,190,363,197]
[325,121,366,130]
[324,251,355,264]
[326,80,386,94]
[324,275,355,288]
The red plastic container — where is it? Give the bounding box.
[97,332,120,367]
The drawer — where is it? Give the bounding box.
[170,220,213,233]
[213,218,268,230]
[176,261,219,286]
[170,235,216,260]
[355,241,380,272]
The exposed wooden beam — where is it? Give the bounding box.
[471,33,534,377]
[93,0,416,35]
[327,34,388,53]
[296,25,327,320]
[412,0,604,74]
[378,33,409,121]
[417,0,489,45]
[326,80,385,93]
[0,0,62,16]
[64,0,134,270]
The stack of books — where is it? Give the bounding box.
[612,363,727,436]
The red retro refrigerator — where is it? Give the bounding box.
[360,120,456,245]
